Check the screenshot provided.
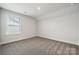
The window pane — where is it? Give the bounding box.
[7,15,21,35]
[8,16,20,25]
[8,26,20,34]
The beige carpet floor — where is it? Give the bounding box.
[1,37,79,55]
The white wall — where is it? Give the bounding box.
[78,12,79,45]
[0,8,37,45]
[0,8,1,43]
[0,8,2,54]
[37,5,78,45]
[78,5,79,45]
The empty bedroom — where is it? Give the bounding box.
[0,3,79,55]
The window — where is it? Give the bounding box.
[6,15,21,35]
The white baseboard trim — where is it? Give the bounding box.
[0,35,78,46]
[38,36,79,46]
[0,36,36,45]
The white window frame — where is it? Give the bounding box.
[6,15,21,35]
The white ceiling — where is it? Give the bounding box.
[0,3,76,18]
